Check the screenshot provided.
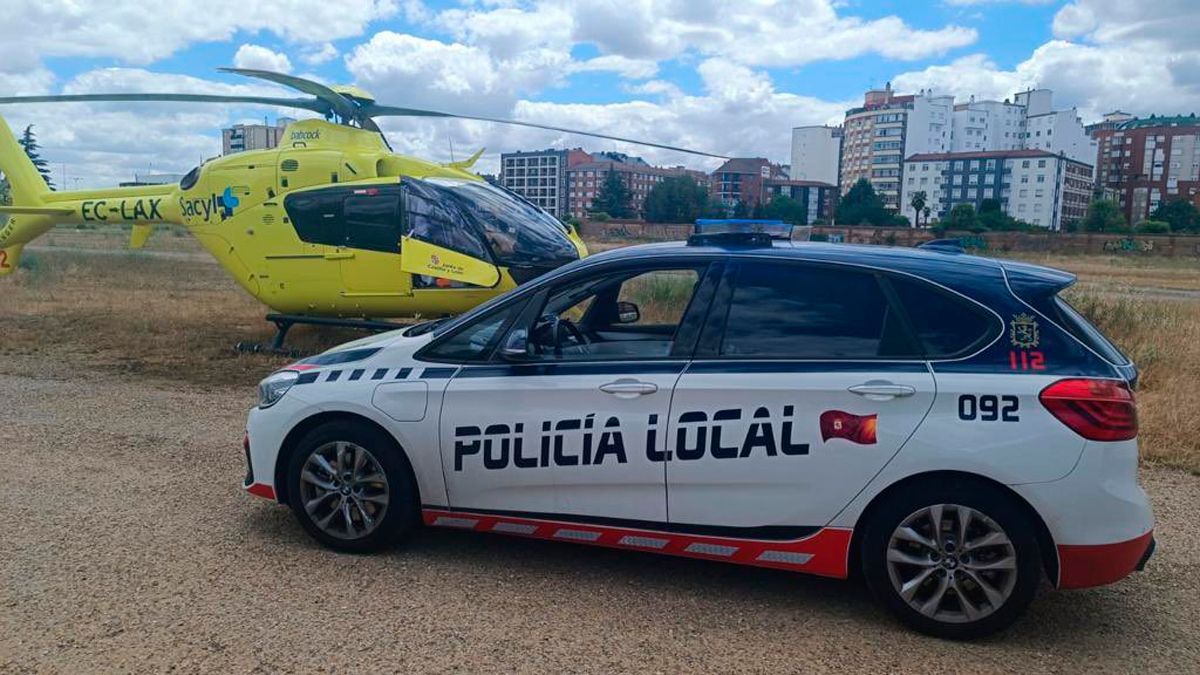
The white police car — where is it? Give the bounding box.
[244,222,1153,639]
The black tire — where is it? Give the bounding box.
[286,420,419,553]
[860,478,1042,640]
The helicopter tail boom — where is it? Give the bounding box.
[0,115,57,260]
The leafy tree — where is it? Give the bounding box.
[1150,198,1199,233]
[760,194,809,224]
[949,203,978,230]
[908,190,927,228]
[0,173,10,205]
[1136,220,1171,234]
[592,169,633,219]
[17,124,54,190]
[732,200,751,218]
[836,178,891,226]
[1081,198,1127,232]
[643,175,713,223]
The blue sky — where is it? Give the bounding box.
[1,0,1195,185]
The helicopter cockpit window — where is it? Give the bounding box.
[423,178,578,269]
[402,179,491,260]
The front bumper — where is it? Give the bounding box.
[1057,531,1155,589]
[242,430,278,500]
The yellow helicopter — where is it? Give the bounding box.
[0,68,722,348]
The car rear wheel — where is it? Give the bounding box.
[286,420,419,553]
[861,479,1042,639]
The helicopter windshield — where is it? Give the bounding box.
[416,177,579,268]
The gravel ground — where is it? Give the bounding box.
[2,363,1198,674]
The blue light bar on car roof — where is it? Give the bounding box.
[693,219,793,240]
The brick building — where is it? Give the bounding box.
[565,154,706,219]
[711,158,790,210]
[1089,115,1200,224]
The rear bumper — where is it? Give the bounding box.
[1057,531,1155,589]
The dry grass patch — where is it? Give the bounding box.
[1,249,384,388]
[1064,287,1200,473]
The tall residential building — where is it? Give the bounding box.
[840,86,914,209]
[222,118,296,154]
[900,149,1093,231]
[839,84,1094,211]
[1090,115,1200,224]
[499,148,593,216]
[790,126,842,186]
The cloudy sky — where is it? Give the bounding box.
[1,0,1196,187]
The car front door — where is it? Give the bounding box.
[436,259,716,524]
[665,259,936,533]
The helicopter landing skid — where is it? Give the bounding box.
[235,313,407,356]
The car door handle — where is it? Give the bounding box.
[848,382,916,400]
[599,379,658,398]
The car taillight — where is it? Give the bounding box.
[1039,378,1137,441]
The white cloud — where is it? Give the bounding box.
[373,57,848,175]
[943,0,1054,6]
[300,43,340,66]
[0,0,396,74]
[1,69,313,189]
[233,45,293,73]
[893,39,1199,123]
[570,55,659,80]
[440,0,977,68]
[346,32,571,116]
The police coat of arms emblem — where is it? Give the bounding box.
[1009,313,1040,348]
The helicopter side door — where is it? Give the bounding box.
[398,179,503,289]
[337,187,413,299]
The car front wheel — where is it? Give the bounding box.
[861,479,1042,639]
[286,420,419,553]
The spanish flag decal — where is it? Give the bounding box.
[820,410,878,445]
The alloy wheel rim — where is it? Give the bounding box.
[885,503,1018,624]
[299,441,390,540]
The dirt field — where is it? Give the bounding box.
[1,229,1199,672]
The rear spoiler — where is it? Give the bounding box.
[1000,259,1077,298]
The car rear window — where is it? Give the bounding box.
[719,262,919,359]
[1044,296,1130,365]
[888,276,998,358]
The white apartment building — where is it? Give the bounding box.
[222,118,296,155]
[840,85,1096,212]
[900,149,1093,231]
[790,125,842,186]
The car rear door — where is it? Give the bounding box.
[665,259,936,532]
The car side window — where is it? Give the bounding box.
[422,301,522,362]
[887,276,997,358]
[719,262,918,359]
[517,266,704,361]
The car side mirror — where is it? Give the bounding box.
[615,301,640,324]
[499,328,530,359]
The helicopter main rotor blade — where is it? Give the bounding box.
[0,92,332,115]
[364,104,728,159]
[218,68,360,122]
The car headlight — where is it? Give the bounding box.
[258,370,299,408]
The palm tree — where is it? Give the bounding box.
[909,190,928,228]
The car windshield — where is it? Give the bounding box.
[423,177,578,267]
